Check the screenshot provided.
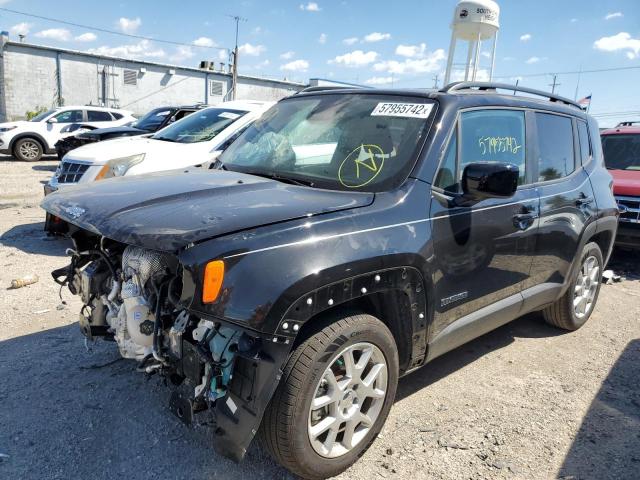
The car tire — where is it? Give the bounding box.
[13,137,44,162]
[542,241,603,331]
[260,312,399,480]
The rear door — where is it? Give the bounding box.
[86,109,117,129]
[522,111,597,304]
[430,108,539,342]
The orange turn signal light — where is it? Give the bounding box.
[202,260,225,303]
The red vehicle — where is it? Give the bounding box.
[601,121,640,247]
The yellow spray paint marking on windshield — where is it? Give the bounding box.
[478,136,523,155]
[338,144,385,188]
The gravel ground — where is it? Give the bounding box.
[1,158,639,480]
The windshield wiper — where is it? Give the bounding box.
[243,170,315,187]
[153,136,176,142]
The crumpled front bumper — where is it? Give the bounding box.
[207,329,291,461]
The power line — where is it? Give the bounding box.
[494,64,640,80]
[0,7,229,52]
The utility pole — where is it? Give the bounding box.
[548,74,560,94]
[227,14,247,100]
[432,74,439,89]
[574,64,582,101]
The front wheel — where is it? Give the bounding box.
[260,312,399,479]
[542,241,603,330]
[13,137,43,162]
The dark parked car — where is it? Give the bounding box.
[54,105,205,159]
[600,121,640,248]
[41,82,617,479]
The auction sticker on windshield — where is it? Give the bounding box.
[219,112,241,120]
[371,102,433,118]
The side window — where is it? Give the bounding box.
[460,109,526,185]
[535,113,575,181]
[54,110,83,123]
[87,110,113,122]
[577,120,592,166]
[112,112,124,120]
[434,127,458,193]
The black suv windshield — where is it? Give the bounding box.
[220,94,434,192]
[602,134,640,170]
[134,108,174,131]
[153,107,247,144]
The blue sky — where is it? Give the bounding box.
[2,0,640,126]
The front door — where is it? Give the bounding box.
[429,108,539,344]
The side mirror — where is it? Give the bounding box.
[462,162,518,200]
[47,117,58,124]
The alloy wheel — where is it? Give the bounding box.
[308,342,388,458]
[574,255,600,319]
[19,141,40,160]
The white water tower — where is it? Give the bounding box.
[443,0,500,85]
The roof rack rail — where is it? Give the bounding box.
[296,85,366,95]
[440,82,583,110]
[616,120,640,127]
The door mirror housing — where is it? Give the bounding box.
[47,117,58,124]
[462,162,519,200]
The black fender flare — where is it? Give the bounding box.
[272,266,430,372]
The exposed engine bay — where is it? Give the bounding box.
[52,233,265,430]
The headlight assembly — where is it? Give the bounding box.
[0,126,17,133]
[95,153,145,181]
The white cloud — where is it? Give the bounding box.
[170,45,194,62]
[318,33,327,44]
[395,43,427,58]
[481,51,491,58]
[373,48,445,74]
[299,2,321,12]
[238,43,266,56]
[10,22,32,37]
[451,68,490,82]
[525,56,540,64]
[330,50,379,67]
[35,28,72,42]
[594,32,640,58]
[343,37,359,45]
[363,32,391,43]
[365,76,394,85]
[118,17,142,34]
[88,39,165,59]
[570,18,578,23]
[193,37,216,47]
[281,59,309,72]
[75,32,97,42]
[605,12,623,20]
[520,33,532,42]
[251,59,271,70]
[280,51,295,60]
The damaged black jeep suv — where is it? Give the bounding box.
[41,82,618,479]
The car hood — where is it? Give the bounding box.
[63,136,203,165]
[610,169,640,196]
[41,168,374,251]
[79,125,148,140]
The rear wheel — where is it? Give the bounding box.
[13,137,43,162]
[261,312,398,479]
[542,242,603,330]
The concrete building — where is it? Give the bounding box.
[0,37,306,121]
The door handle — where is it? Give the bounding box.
[513,212,539,230]
[576,196,594,206]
